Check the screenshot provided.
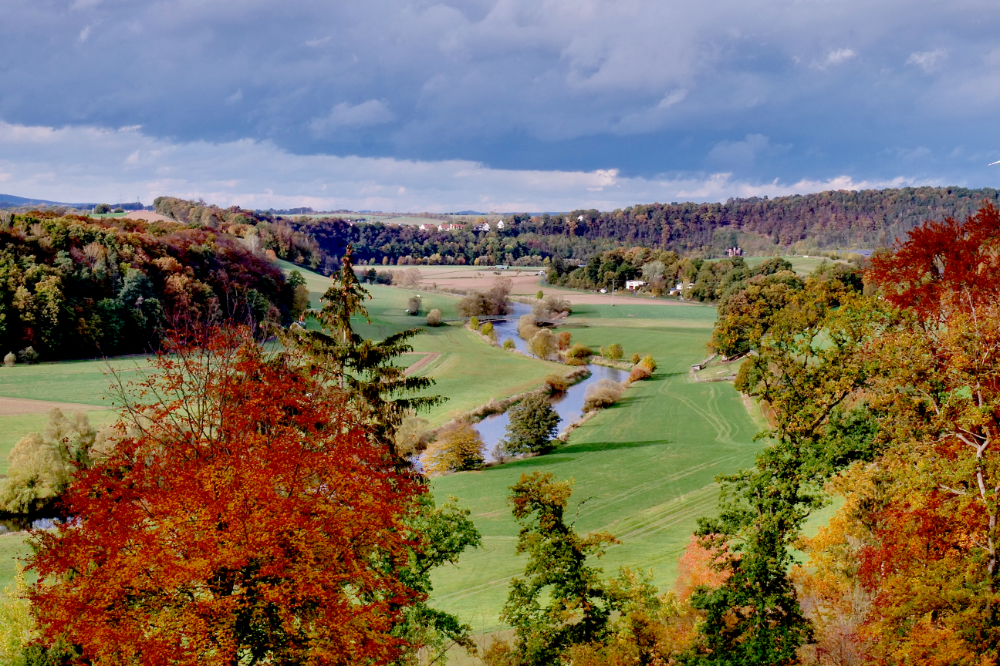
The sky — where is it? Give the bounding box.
[2,0,1000,212]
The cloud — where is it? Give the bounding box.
[1,0,999,185]
[821,48,857,68]
[309,100,395,137]
[907,48,947,73]
[707,134,790,169]
[225,90,243,105]
[0,120,939,213]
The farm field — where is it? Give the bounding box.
[428,301,764,632]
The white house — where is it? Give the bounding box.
[418,224,434,231]
[496,220,505,230]
[625,279,646,291]
[478,221,491,231]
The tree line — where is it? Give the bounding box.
[155,187,1000,274]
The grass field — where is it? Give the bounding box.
[744,255,849,276]
[428,301,765,632]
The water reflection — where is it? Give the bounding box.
[0,516,59,536]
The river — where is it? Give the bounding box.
[477,303,627,460]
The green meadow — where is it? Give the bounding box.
[428,301,764,631]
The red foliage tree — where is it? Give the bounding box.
[27,327,425,665]
[868,201,1000,318]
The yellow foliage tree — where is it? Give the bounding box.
[420,422,484,475]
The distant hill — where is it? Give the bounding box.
[0,193,146,210]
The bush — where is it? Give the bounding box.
[536,290,543,300]
[556,331,572,350]
[481,322,494,337]
[544,374,570,393]
[528,329,555,359]
[517,314,541,340]
[426,309,442,326]
[566,343,592,360]
[406,296,422,316]
[420,421,485,474]
[3,352,14,367]
[394,416,431,457]
[532,295,572,320]
[503,338,516,350]
[456,278,512,317]
[502,393,561,455]
[639,355,657,372]
[631,353,641,364]
[582,379,624,412]
[17,347,39,365]
[606,343,624,360]
[628,366,652,382]
[93,203,111,214]
[469,316,479,330]
[565,357,587,366]
[392,267,422,288]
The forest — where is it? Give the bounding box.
[154,187,1000,270]
[0,210,304,361]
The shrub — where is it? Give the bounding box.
[582,379,624,412]
[469,316,479,330]
[607,343,624,360]
[566,343,592,360]
[556,331,572,350]
[426,308,442,326]
[565,357,587,366]
[640,355,657,372]
[532,295,572,320]
[394,416,431,457]
[420,421,485,474]
[17,347,39,365]
[544,374,570,393]
[517,314,540,340]
[536,290,543,300]
[3,352,14,367]
[628,366,652,382]
[528,329,555,359]
[503,338,516,350]
[599,346,607,358]
[631,353,641,364]
[502,393,561,455]
[392,267,422,288]
[93,203,111,214]
[481,322,494,337]
[456,278,512,317]
[406,296,422,316]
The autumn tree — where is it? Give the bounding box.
[27,328,431,664]
[0,409,106,515]
[420,421,485,474]
[502,393,560,455]
[527,329,554,359]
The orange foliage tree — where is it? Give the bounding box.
[792,203,1000,665]
[27,328,427,665]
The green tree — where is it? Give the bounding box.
[291,247,441,449]
[490,473,620,666]
[689,286,887,664]
[502,393,560,455]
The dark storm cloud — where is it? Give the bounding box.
[2,0,1000,205]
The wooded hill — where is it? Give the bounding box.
[0,210,302,361]
[155,187,1000,270]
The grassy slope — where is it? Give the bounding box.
[428,302,763,631]
[744,255,849,276]
[0,534,32,590]
[280,259,568,425]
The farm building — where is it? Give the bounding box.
[625,279,646,291]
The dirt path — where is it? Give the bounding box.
[403,352,441,376]
[0,397,110,416]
